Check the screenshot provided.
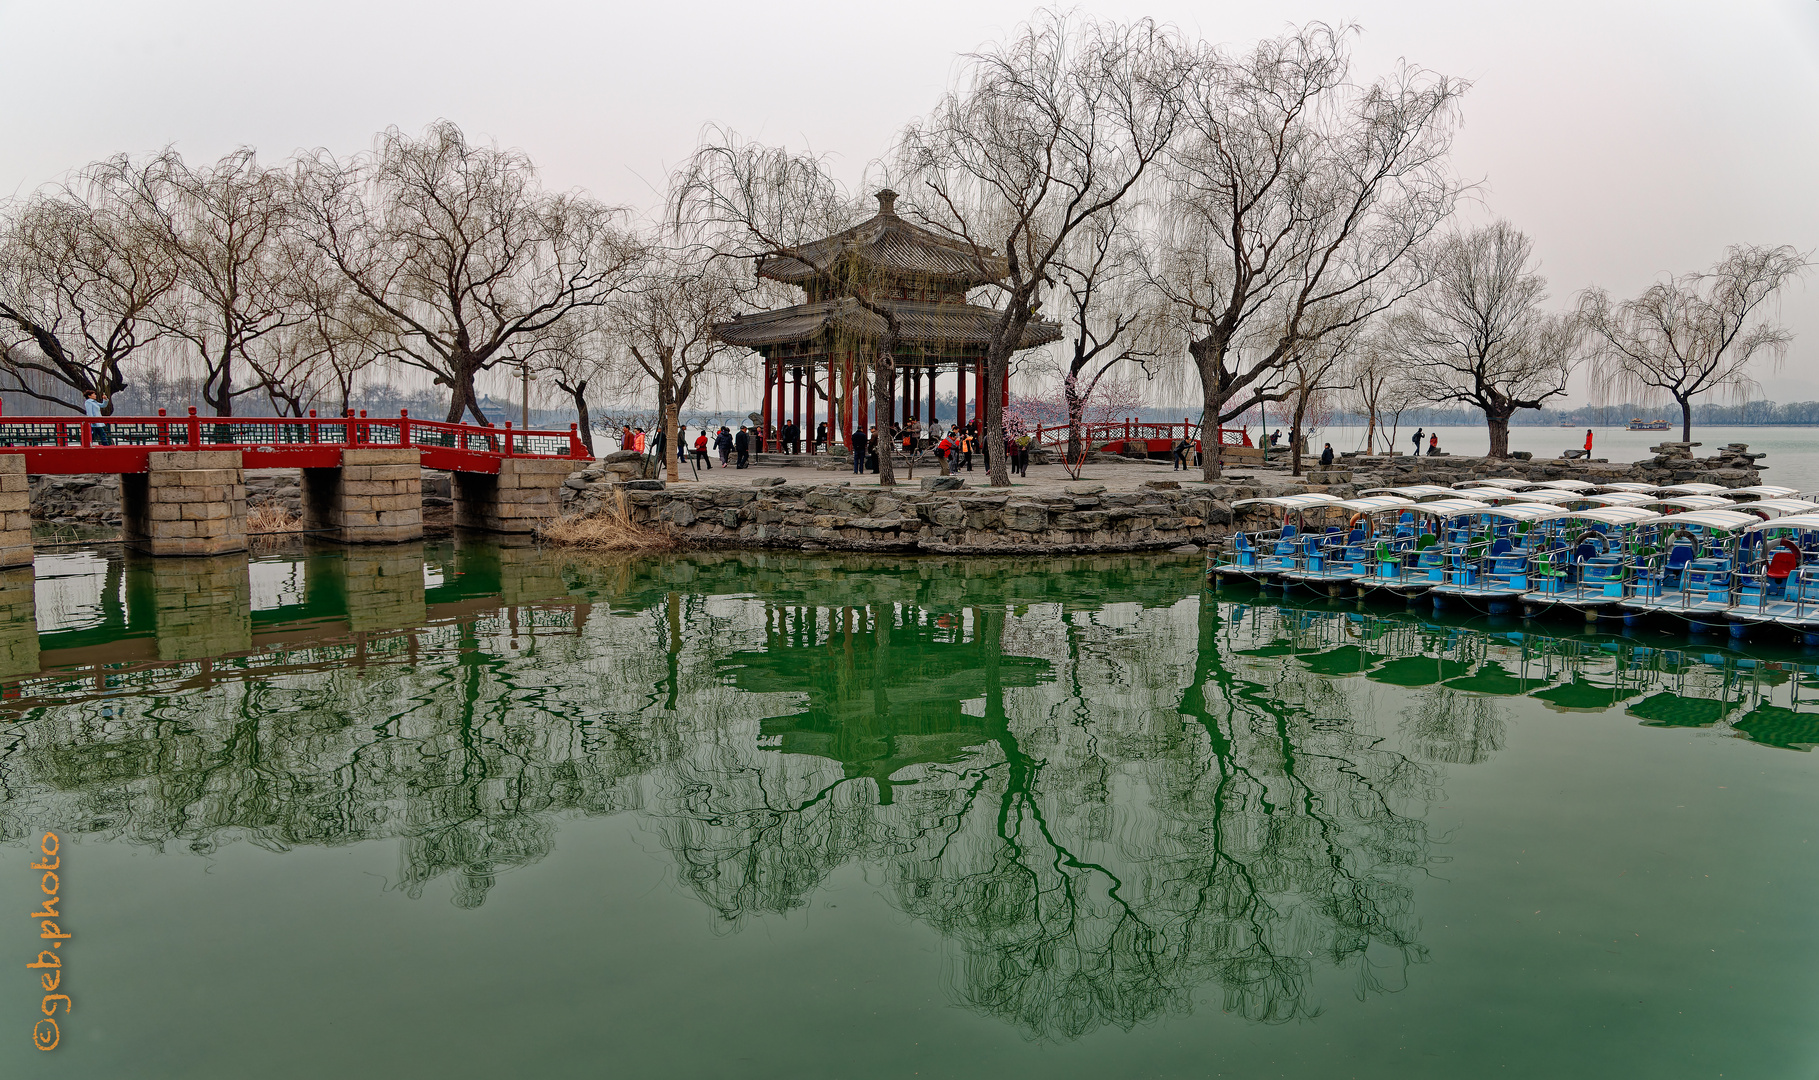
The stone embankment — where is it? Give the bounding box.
[609,477,1232,554]
[1329,441,1765,490]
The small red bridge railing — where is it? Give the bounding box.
[1029,419,1252,454]
[0,407,590,475]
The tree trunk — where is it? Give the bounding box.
[984,346,1009,487]
[872,349,896,487]
[204,339,235,417]
[566,380,595,456]
[664,400,681,483]
[1679,396,1693,443]
[1194,342,1226,482]
[1064,379,1085,467]
[1199,387,1226,482]
[1486,412,1511,458]
[1289,397,1309,477]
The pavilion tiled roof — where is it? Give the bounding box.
[756,191,1006,289]
[715,298,1062,351]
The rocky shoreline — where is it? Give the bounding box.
[613,476,1232,554]
[21,441,1773,555]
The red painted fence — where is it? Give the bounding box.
[0,407,590,475]
[1029,419,1250,456]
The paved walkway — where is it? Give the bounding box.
[653,455,1298,494]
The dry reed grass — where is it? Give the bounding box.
[538,488,681,551]
[247,504,303,533]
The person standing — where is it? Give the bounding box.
[866,427,880,473]
[620,425,634,452]
[816,421,827,452]
[1173,436,1191,470]
[784,419,799,455]
[1411,428,1423,456]
[693,430,711,469]
[850,426,868,475]
[714,426,733,466]
[1584,429,1595,458]
[734,425,750,468]
[959,429,974,472]
[651,426,665,465]
[84,391,113,446]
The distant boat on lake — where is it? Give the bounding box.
[1627,418,1671,431]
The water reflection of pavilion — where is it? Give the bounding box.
[716,609,1052,802]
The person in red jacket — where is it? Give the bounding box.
[1584,429,1594,457]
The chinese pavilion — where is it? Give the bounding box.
[714,190,1062,451]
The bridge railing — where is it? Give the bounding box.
[1028,419,1253,451]
[0,408,589,459]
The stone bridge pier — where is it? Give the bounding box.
[302,448,424,544]
[121,451,248,557]
[453,457,570,533]
[0,456,32,569]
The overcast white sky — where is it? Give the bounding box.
[4,0,1817,407]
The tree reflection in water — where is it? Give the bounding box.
[0,547,1812,1038]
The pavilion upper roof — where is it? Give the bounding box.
[756,190,1006,292]
[715,297,1062,352]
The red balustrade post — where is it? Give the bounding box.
[80,418,91,447]
[157,408,168,446]
[187,407,200,448]
[568,423,583,457]
[503,421,515,458]
[308,409,318,444]
[400,409,411,446]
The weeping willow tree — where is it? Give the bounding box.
[1580,245,1806,443]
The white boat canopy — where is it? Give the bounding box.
[1454,478,1535,490]
[1559,506,1665,527]
[1358,485,1464,499]
[1414,501,1576,524]
[1578,492,1663,507]
[1724,485,1801,499]
[1596,483,1662,494]
[1657,483,1728,495]
[1531,479,1600,492]
[1328,496,1419,513]
[1731,499,1818,518]
[1658,495,1737,510]
[1460,489,1574,504]
[1230,493,1350,510]
[1641,509,1761,533]
[1403,498,1508,518]
[1742,513,1819,534]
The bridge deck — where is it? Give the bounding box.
[0,410,589,475]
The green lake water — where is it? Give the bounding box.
[3,541,1818,1078]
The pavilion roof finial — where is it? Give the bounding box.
[874,189,899,217]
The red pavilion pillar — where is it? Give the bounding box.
[760,356,772,452]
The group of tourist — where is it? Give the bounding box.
[844,420,1031,477]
